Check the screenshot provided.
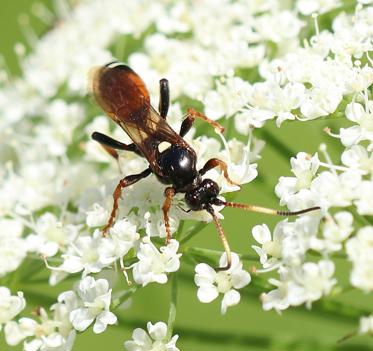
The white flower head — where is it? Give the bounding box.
[0,288,26,330]
[26,213,80,257]
[59,230,107,276]
[0,219,27,278]
[296,0,341,15]
[340,101,373,147]
[359,315,373,335]
[346,226,373,291]
[70,276,117,334]
[132,238,181,287]
[252,224,282,271]
[341,145,373,175]
[311,211,353,252]
[262,260,336,311]
[194,253,251,314]
[5,290,78,350]
[275,152,319,206]
[86,203,110,228]
[98,218,140,265]
[124,321,179,351]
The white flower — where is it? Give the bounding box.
[296,0,341,15]
[354,180,373,215]
[59,230,107,276]
[0,219,27,277]
[340,102,373,147]
[235,107,275,131]
[300,86,342,119]
[275,152,319,206]
[359,315,373,335]
[288,260,336,307]
[262,260,336,311]
[346,226,373,291]
[341,144,373,174]
[86,203,110,228]
[252,224,282,271]
[5,290,78,350]
[35,99,84,156]
[132,238,181,286]
[0,288,26,330]
[310,170,361,209]
[261,277,290,312]
[204,76,252,120]
[26,213,80,257]
[143,210,179,239]
[254,11,305,44]
[273,216,320,267]
[69,276,117,334]
[216,138,258,192]
[98,218,140,265]
[124,321,179,351]
[194,253,251,314]
[311,211,353,252]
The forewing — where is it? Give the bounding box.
[90,63,150,124]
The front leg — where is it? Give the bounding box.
[199,158,239,187]
[158,78,170,118]
[179,108,225,138]
[103,168,152,235]
[162,187,176,243]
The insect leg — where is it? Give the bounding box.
[179,114,195,137]
[162,187,176,243]
[199,158,239,186]
[206,205,232,271]
[92,132,140,154]
[158,78,169,118]
[185,108,225,134]
[103,168,152,235]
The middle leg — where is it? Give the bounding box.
[103,168,152,235]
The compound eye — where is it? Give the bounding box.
[200,179,219,200]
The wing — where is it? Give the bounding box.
[89,63,150,124]
[89,63,195,175]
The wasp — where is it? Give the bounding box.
[89,62,320,270]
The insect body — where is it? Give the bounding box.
[90,62,320,270]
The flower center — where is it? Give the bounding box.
[82,249,98,264]
[151,340,167,351]
[44,226,64,244]
[34,320,58,338]
[216,272,232,293]
[263,241,281,258]
[85,299,105,316]
[295,170,313,190]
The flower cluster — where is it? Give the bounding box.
[0,0,372,349]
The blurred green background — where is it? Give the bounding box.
[1,1,373,350]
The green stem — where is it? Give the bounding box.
[179,222,207,245]
[184,246,258,262]
[167,272,178,340]
[174,220,185,241]
[225,115,235,140]
[348,206,372,227]
[111,285,139,310]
